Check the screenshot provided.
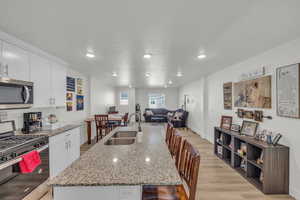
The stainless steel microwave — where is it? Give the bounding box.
[0,77,33,110]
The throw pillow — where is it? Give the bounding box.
[174,112,183,120]
[145,110,154,116]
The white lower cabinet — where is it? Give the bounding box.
[49,128,80,178]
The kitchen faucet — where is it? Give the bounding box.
[128,111,142,132]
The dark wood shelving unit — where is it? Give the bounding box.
[214,127,289,194]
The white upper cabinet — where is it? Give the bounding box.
[51,62,66,107]
[0,41,3,76]
[30,53,67,108]
[2,41,30,81]
[30,53,52,107]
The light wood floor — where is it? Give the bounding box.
[26,126,295,200]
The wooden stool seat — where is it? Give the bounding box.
[143,185,188,200]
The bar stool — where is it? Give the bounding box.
[142,140,200,200]
[170,131,183,169]
[165,123,174,148]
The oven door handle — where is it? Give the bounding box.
[22,86,30,104]
[0,145,49,171]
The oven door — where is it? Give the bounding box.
[0,78,33,109]
[0,147,49,200]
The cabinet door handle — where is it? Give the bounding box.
[5,64,8,76]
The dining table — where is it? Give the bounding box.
[85,113,125,144]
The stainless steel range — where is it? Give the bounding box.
[0,120,49,200]
[0,121,48,164]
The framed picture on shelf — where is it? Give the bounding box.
[231,124,241,132]
[244,110,254,119]
[237,109,244,118]
[220,116,232,130]
[254,110,263,122]
[241,120,258,137]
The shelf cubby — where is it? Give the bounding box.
[214,127,289,194]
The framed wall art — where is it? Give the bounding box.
[276,63,300,118]
[66,76,75,92]
[241,120,258,137]
[234,76,272,109]
[76,95,84,111]
[254,110,263,122]
[220,116,232,130]
[223,82,233,110]
[244,110,254,119]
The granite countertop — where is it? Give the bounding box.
[49,124,182,186]
[16,123,82,137]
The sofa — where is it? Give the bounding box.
[143,108,170,123]
[143,108,188,128]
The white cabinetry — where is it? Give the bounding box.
[30,53,66,108]
[1,41,30,81]
[49,127,81,178]
[51,62,66,107]
[30,53,52,107]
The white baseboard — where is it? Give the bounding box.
[290,187,300,200]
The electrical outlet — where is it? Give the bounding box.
[0,112,8,122]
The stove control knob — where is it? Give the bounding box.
[0,156,8,161]
[11,153,17,158]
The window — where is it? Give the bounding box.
[148,93,165,108]
[120,92,129,105]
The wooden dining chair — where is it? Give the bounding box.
[94,114,110,142]
[142,140,200,200]
[120,113,129,126]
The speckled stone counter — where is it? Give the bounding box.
[16,124,82,137]
[49,124,181,186]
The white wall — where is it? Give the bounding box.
[180,37,300,199]
[136,88,179,113]
[178,78,206,137]
[90,77,115,115]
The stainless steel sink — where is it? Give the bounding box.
[111,131,137,138]
[104,138,135,145]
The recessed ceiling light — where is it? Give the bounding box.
[145,72,151,77]
[113,158,118,163]
[143,54,152,59]
[112,72,118,77]
[168,80,173,84]
[145,157,151,162]
[86,52,95,58]
[197,54,207,59]
[176,72,183,77]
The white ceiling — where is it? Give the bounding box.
[1,0,300,88]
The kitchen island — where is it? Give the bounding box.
[49,124,181,200]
